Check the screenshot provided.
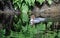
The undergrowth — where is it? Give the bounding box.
[0,0,60,38]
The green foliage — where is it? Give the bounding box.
[58,31,60,38]
[13,0,53,23]
[47,22,52,28]
[36,0,45,4]
[1,0,60,38]
[13,0,22,10]
[47,22,52,30]
[36,23,46,31]
[25,0,35,6]
[21,3,29,22]
[45,31,57,38]
[47,0,52,5]
[0,29,5,38]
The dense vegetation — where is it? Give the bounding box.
[0,0,60,38]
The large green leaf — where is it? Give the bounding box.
[47,0,52,5]
[36,23,46,31]
[45,31,57,38]
[16,2,21,8]
[30,0,35,6]
[25,0,35,6]
[22,25,28,32]
[21,3,29,22]
[28,25,37,34]
[21,13,29,22]
[0,29,5,38]
[13,0,19,4]
[47,22,52,28]
[25,0,31,5]
[58,31,60,38]
[13,0,23,4]
[36,0,45,4]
